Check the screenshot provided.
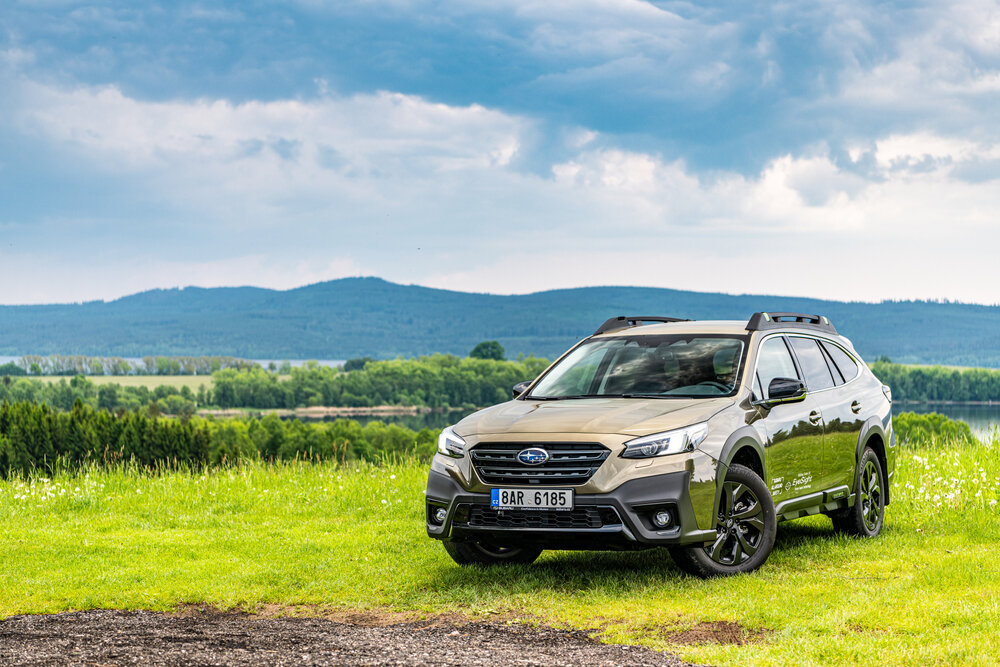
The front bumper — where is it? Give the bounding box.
[425,469,715,550]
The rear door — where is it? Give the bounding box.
[754,335,825,502]
[815,339,866,490]
[786,336,841,491]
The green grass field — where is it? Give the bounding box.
[1,439,998,666]
[29,375,215,390]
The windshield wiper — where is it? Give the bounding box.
[531,393,717,400]
[621,393,672,399]
[528,394,626,400]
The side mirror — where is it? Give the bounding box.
[512,381,532,398]
[764,377,806,404]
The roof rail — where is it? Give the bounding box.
[746,312,837,334]
[594,315,690,335]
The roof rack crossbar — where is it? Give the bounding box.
[746,312,837,334]
[594,315,690,335]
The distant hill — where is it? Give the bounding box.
[2,278,999,366]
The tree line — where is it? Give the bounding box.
[0,400,436,477]
[212,355,550,410]
[0,355,552,414]
[870,361,1000,403]
[0,375,205,414]
[4,355,264,377]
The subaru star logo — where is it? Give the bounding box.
[517,447,549,465]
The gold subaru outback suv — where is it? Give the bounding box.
[426,313,894,577]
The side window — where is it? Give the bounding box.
[756,337,799,399]
[538,345,609,396]
[789,337,835,391]
[821,341,859,382]
[820,345,845,385]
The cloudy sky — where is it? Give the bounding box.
[2,0,999,305]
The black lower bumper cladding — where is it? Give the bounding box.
[425,469,715,549]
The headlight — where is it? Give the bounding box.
[437,426,466,458]
[621,423,708,459]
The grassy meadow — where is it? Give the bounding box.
[1,437,998,666]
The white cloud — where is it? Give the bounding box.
[4,74,1000,304]
[836,0,1000,120]
[13,80,530,230]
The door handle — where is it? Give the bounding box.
[851,401,862,414]
[809,410,822,425]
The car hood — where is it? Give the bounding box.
[454,397,734,438]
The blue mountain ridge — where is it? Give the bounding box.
[2,277,997,366]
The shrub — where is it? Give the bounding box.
[894,411,975,447]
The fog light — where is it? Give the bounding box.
[652,510,673,528]
[433,508,448,524]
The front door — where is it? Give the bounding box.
[754,335,824,501]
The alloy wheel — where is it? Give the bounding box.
[860,460,882,532]
[705,481,766,565]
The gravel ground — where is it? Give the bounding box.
[0,609,696,666]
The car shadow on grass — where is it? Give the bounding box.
[425,515,885,593]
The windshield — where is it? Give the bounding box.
[528,334,747,399]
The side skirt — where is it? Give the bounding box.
[775,485,853,522]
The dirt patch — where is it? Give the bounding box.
[0,608,698,666]
[256,604,479,628]
[664,620,768,646]
[172,603,493,628]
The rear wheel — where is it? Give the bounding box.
[832,447,885,537]
[443,540,542,566]
[669,464,777,578]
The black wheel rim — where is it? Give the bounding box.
[705,482,765,566]
[860,460,882,532]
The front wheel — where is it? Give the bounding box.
[832,447,885,537]
[669,463,777,578]
[443,540,541,566]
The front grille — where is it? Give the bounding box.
[457,505,622,529]
[471,442,610,485]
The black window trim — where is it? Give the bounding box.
[751,331,864,399]
[819,342,845,385]
[784,333,859,394]
[752,334,802,401]
[819,339,860,384]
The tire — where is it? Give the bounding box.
[443,540,542,566]
[831,447,885,537]
[669,464,777,578]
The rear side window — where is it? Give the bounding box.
[789,337,835,391]
[755,337,799,399]
[821,341,859,382]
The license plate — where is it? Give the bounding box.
[490,488,574,511]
